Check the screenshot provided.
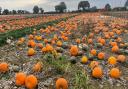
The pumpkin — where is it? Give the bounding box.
[15,72,26,86]
[20,37,25,42]
[117,55,126,62]
[42,47,47,53]
[99,39,105,45]
[88,39,93,44]
[25,75,38,89]
[46,44,54,52]
[44,39,48,43]
[17,40,23,45]
[28,40,36,48]
[108,56,117,65]
[33,62,42,72]
[0,62,9,73]
[81,56,88,64]
[98,52,105,60]
[35,36,42,41]
[27,48,35,56]
[37,43,43,49]
[90,61,99,68]
[90,49,97,56]
[28,34,34,39]
[112,46,119,52]
[56,78,68,89]
[76,39,81,44]
[92,66,103,78]
[110,68,121,78]
[57,41,62,47]
[110,42,117,46]
[70,45,79,56]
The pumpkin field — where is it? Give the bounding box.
[0,12,128,89]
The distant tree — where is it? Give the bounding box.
[78,1,90,11]
[39,8,44,14]
[24,10,30,14]
[33,5,39,14]
[90,6,98,12]
[105,4,111,11]
[17,10,22,14]
[55,5,60,12]
[55,2,67,13]
[3,9,9,15]
[12,10,17,14]
[125,0,128,10]
[0,7,2,15]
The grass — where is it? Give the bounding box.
[42,52,91,89]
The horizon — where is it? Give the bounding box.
[0,0,127,12]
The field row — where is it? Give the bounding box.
[0,13,127,89]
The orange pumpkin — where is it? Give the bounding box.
[92,66,103,78]
[88,39,93,44]
[27,48,35,56]
[28,34,34,39]
[117,55,126,62]
[37,43,43,49]
[90,49,97,56]
[70,45,79,56]
[42,47,47,53]
[108,56,117,65]
[76,39,81,44]
[112,46,119,52]
[99,39,105,45]
[33,62,42,72]
[90,61,99,68]
[28,40,36,48]
[46,44,54,52]
[56,78,68,89]
[25,75,38,89]
[98,52,105,60]
[57,41,62,47]
[15,72,26,86]
[110,68,121,78]
[0,62,9,73]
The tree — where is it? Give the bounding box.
[12,10,17,14]
[125,0,128,10]
[90,6,98,12]
[0,7,2,15]
[78,1,90,11]
[105,4,111,11]
[33,5,39,14]
[3,9,9,15]
[55,2,67,13]
[39,8,44,14]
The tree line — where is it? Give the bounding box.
[0,0,128,15]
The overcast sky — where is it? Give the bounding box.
[0,0,127,12]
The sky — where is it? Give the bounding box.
[0,0,127,12]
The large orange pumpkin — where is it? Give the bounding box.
[15,72,26,86]
[33,62,42,72]
[0,62,9,73]
[25,75,38,89]
[112,46,119,52]
[90,49,97,56]
[117,55,126,62]
[108,56,117,65]
[98,52,105,60]
[110,68,121,78]
[70,45,79,56]
[92,66,103,78]
[27,48,35,56]
[56,78,68,89]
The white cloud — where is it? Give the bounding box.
[0,0,47,10]
[0,0,127,12]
